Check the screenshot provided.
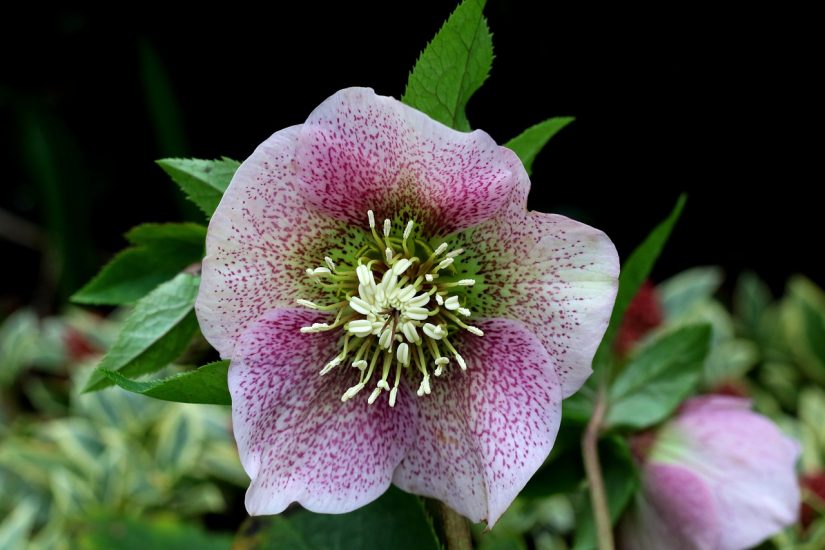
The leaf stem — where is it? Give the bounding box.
[439,501,472,550]
[583,385,614,550]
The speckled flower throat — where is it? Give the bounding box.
[297,210,482,406]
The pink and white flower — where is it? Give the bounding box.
[196,87,619,525]
[620,396,800,549]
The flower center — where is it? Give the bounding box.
[297,211,483,406]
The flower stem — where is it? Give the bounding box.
[582,385,614,550]
[438,501,472,550]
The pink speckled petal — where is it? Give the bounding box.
[455,182,619,397]
[294,87,522,235]
[230,308,415,514]
[197,126,364,359]
[393,318,562,526]
[658,396,800,550]
[619,464,721,550]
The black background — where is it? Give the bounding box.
[1,2,820,311]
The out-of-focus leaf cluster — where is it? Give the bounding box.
[0,310,244,549]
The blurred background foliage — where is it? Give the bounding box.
[0,309,245,548]
[0,2,820,549]
[4,266,825,548]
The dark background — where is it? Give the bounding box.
[1,3,819,313]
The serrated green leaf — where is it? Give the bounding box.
[402,0,493,131]
[72,223,206,305]
[504,117,574,175]
[593,194,687,373]
[573,438,639,550]
[157,157,240,216]
[72,249,176,306]
[83,274,200,393]
[236,486,439,550]
[100,361,230,405]
[606,324,711,429]
[657,266,724,319]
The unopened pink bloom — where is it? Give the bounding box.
[620,396,800,549]
[196,88,619,525]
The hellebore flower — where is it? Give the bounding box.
[620,396,800,550]
[196,87,619,525]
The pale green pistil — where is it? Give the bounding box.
[297,211,482,406]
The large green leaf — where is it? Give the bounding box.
[402,0,493,131]
[100,361,230,405]
[593,194,687,372]
[606,324,711,429]
[71,222,206,305]
[157,157,240,217]
[573,437,639,550]
[235,487,438,550]
[504,117,574,176]
[83,274,200,393]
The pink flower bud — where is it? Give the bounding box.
[620,396,800,550]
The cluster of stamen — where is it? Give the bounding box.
[297,211,482,406]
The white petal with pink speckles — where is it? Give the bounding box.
[197,126,362,359]
[455,181,619,398]
[293,87,523,234]
[229,308,415,514]
[198,86,621,522]
[392,318,562,526]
